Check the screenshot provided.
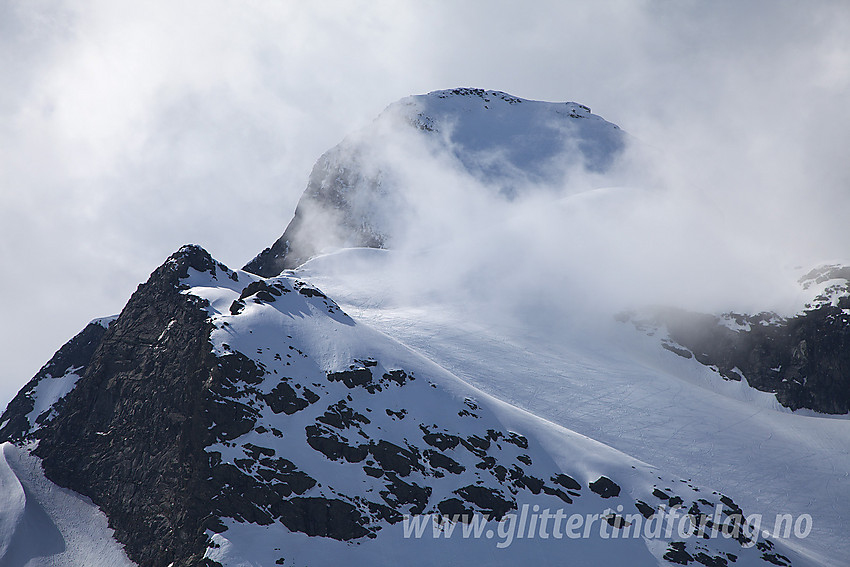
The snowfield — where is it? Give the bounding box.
[179,260,825,566]
[297,247,850,567]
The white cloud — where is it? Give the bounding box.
[1,0,848,405]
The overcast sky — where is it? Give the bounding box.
[2,0,849,406]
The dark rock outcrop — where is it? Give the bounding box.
[648,297,850,414]
[0,320,107,442]
[0,245,256,566]
[31,245,224,567]
[589,476,621,498]
[243,148,386,277]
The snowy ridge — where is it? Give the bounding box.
[90,315,119,328]
[797,264,850,312]
[390,88,626,184]
[177,259,812,566]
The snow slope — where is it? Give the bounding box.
[0,443,134,566]
[175,259,815,566]
[297,247,850,567]
[0,246,833,567]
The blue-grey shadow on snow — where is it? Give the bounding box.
[1,483,66,566]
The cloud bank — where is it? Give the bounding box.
[1,0,849,404]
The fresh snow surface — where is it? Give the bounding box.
[0,443,135,566]
[387,88,627,185]
[23,367,83,432]
[296,247,850,567]
[90,314,119,328]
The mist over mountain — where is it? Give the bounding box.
[245,88,629,277]
[1,89,848,567]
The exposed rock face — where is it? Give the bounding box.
[633,266,850,414]
[0,320,107,442]
[243,148,386,276]
[30,245,223,567]
[0,245,254,566]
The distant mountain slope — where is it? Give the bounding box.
[244,88,627,277]
[0,246,811,567]
[623,264,850,414]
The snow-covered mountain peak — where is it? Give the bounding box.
[401,88,595,120]
[1,244,816,566]
[3,86,848,567]
[245,88,628,277]
[383,88,623,181]
[795,264,850,309]
[393,87,598,132]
